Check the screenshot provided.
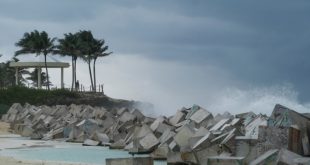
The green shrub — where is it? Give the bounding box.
[0,86,79,114]
[0,104,10,116]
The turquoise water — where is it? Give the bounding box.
[0,145,166,165]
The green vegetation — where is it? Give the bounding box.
[13,30,112,92]
[15,30,56,90]
[0,86,137,117]
[0,57,50,88]
[0,57,29,88]
[26,68,51,87]
[0,86,79,115]
[0,30,114,115]
[56,30,112,91]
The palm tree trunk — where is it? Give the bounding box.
[44,54,50,90]
[88,59,94,91]
[93,58,97,92]
[71,57,74,91]
[74,58,77,89]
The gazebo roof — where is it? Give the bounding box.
[9,62,70,68]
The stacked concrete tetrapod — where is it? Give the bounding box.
[2,103,310,165]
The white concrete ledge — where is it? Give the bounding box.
[9,62,70,68]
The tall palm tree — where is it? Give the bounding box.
[78,30,96,91]
[15,30,56,90]
[57,33,80,91]
[93,39,112,92]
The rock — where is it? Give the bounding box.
[257,126,289,154]
[207,156,245,165]
[180,152,198,164]
[167,151,183,164]
[124,141,133,150]
[93,132,110,143]
[213,111,233,123]
[83,139,100,146]
[143,117,155,125]
[43,127,64,140]
[119,111,135,123]
[93,108,107,119]
[249,149,278,165]
[235,136,258,163]
[268,104,310,129]
[150,120,173,137]
[21,125,34,137]
[139,132,159,150]
[294,157,310,164]
[158,129,175,144]
[194,145,220,164]
[244,115,268,139]
[168,140,179,152]
[7,103,23,115]
[173,124,195,151]
[151,144,169,160]
[116,107,128,116]
[187,105,213,128]
[192,131,212,150]
[5,102,310,165]
[134,124,153,139]
[110,139,126,149]
[76,119,99,136]
[276,148,303,165]
[301,133,310,156]
[131,109,145,121]
[209,118,231,132]
[220,128,240,154]
[169,110,185,126]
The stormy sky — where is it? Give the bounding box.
[0,0,310,115]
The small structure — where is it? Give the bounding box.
[9,62,70,89]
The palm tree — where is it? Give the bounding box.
[26,68,50,88]
[15,30,56,90]
[57,33,81,91]
[92,39,112,92]
[78,30,96,91]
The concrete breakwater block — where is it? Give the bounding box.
[106,157,153,165]
[5,102,310,164]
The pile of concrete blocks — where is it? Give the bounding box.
[2,103,310,165]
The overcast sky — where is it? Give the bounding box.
[1,0,310,115]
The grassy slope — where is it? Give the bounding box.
[0,87,136,116]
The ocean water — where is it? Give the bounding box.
[0,145,166,165]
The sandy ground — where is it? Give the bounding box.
[0,121,91,165]
[0,156,91,165]
[0,121,11,135]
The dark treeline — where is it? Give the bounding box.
[0,57,30,88]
